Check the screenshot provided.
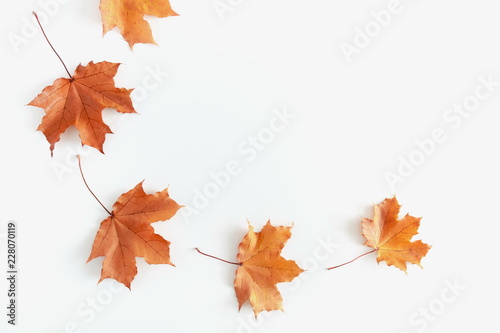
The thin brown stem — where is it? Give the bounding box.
[32,11,73,80]
[77,155,112,216]
[195,248,241,266]
[326,249,376,270]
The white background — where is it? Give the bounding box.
[1,0,499,332]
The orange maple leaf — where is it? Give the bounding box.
[87,181,182,288]
[361,196,431,273]
[29,61,135,155]
[100,0,179,48]
[234,221,304,317]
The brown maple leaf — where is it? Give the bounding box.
[361,196,431,273]
[234,221,304,317]
[87,181,182,288]
[29,61,135,155]
[100,0,179,48]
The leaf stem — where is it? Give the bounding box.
[326,249,377,270]
[32,11,73,80]
[195,248,241,266]
[77,155,113,216]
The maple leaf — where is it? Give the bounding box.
[29,61,135,155]
[234,221,304,317]
[361,196,431,273]
[87,181,182,288]
[100,0,179,48]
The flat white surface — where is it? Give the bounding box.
[1,0,499,332]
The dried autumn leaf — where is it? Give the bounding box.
[235,221,304,317]
[29,61,135,155]
[100,0,179,48]
[87,181,182,288]
[361,196,430,273]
